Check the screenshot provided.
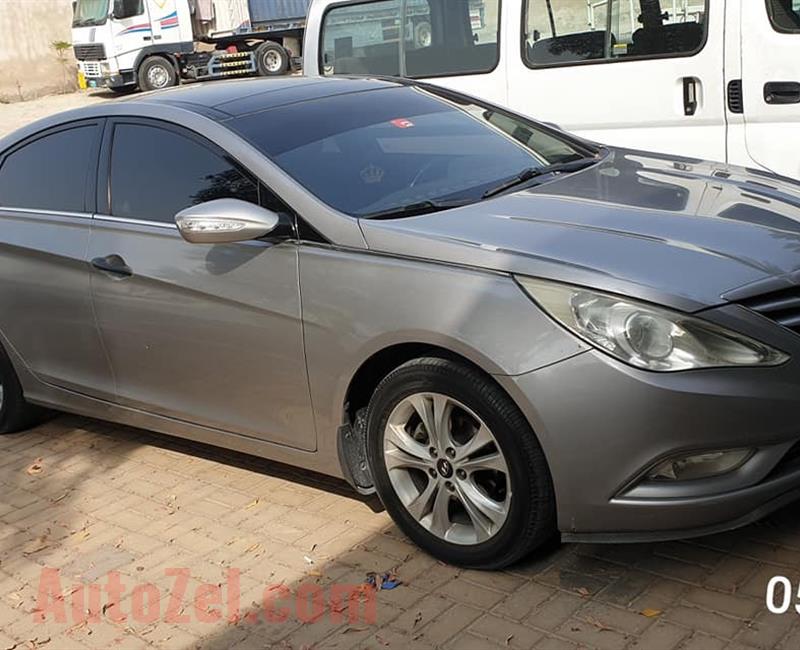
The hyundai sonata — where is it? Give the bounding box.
[1,77,799,568]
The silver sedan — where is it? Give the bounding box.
[0,76,798,568]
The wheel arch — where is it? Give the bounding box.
[335,340,544,495]
[133,44,190,83]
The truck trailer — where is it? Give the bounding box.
[71,0,311,92]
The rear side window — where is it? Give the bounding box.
[320,0,500,78]
[0,124,99,212]
[524,0,708,67]
[767,0,800,32]
[109,123,259,223]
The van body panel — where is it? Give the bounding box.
[305,0,800,179]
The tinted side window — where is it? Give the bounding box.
[0,125,99,212]
[110,123,259,223]
[524,0,708,67]
[767,0,800,32]
[321,0,501,78]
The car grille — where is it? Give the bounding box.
[74,43,106,61]
[83,62,102,78]
[737,286,800,335]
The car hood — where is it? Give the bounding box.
[359,149,800,311]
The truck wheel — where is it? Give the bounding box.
[138,56,178,92]
[256,42,289,76]
[415,21,432,48]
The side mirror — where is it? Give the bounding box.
[175,199,281,244]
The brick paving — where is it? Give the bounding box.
[1,415,800,649]
[3,92,800,649]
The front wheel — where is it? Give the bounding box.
[137,56,178,92]
[366,357,556,569]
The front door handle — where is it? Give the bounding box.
[764,82,800,105]
[91,254,133,278]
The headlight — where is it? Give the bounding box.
[517,277,789,372]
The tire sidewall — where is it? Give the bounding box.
[138,57,177,92]
[257,44,288,76]
[366,360,552,568]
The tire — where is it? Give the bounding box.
[0,344,42,434]
[107,86,136,96]
[256,42,289,76]
[137,56,178,92]
[366,357,556,569]
[415,21,432,48]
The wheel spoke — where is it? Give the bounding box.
[455,423,495,461]
[408,394,453,450]
[459,451,507,474]
[406,478,437,521]
[385,446,432,472]
[456,479,508,530]
[428,482,452,538]
[385,422,430,461]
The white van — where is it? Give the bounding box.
[304,0,800,179]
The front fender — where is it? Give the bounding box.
[298,245,587,450]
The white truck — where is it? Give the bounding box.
[71,0,311,92]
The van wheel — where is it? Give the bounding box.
[256,42,289,76]
[366,357,556,569]
[0,346,43,434]
[138,56,178,92]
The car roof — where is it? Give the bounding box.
[122,75,405,120]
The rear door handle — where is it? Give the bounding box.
[91,254,132,278]
[764,82,800,105]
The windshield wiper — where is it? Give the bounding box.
[359,198,474,220]
[482,157,600,199]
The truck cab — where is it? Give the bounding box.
[72,0,195,91]
[304,0,800,180]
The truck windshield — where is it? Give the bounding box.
[72,0,110,27]
[231,84,595,218]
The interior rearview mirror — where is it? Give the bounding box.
[175,199,281,244]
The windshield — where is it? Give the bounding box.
[73,0,109,27]
[232,84,593,218]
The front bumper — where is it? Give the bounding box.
[501,303,800,542]
[77,65,134,89]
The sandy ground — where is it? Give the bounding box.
[0,90,112,139]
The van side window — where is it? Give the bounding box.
[767,0,800,32]
[320,0,501,78]
[524,0,708,67]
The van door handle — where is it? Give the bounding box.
[683,77,699,116]
[91,254,133,278]
[764,82,800,105]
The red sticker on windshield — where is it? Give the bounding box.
[390,118,415,129]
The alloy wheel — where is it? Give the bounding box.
[383,392,511,545]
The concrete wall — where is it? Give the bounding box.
[0,0,78,102]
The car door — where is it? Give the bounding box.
[508,0,727,162]
[87,118,316,451]
[739,0,800,178]
[0,120,115,399]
